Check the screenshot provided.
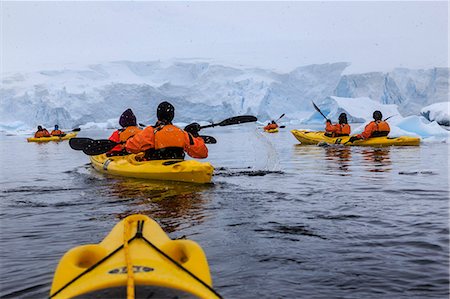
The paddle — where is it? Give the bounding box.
[199,115,257,129]
[312,101,328,120]
[275,113,285,122]
[384,114,397,121]
[74,115,256,155]
[70,135,217,155]
[69,137,95,150]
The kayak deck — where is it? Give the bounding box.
[90,154,214,184]
[50,214,221,299]
[264,128,279,133]
[291,130,420,147]
[27,132,78,142]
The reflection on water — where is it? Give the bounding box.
[1,130,448,299]
[107,178,212,233]
[324,146,352,175]
[360,148,392,173]
[293,144,393,175]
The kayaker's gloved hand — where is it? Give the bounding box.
[348,136,360,143]
[326,119,331,123]
[184,123,201,137]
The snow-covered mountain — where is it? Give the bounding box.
[1,60,448,130]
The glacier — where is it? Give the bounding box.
[1,60,449,139]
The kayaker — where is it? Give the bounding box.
[325,113,351,137]
[34,125,51,138]
[348,110,390,143]
[107,108,141,156]
[50,125,65,136]
[264,121,278,131]
[126,101,208,160]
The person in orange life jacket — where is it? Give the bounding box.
[34,125,51,138]
[325,113,351,137]
[50,125,65,136]
[264,120,278,131]
[125,101,208,160]
[107,108,141,156]
[348,110,391,143]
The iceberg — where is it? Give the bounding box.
[1,60,449,138]
[304,96,400,124]
[392,116,450,138]
[420,102,450,126]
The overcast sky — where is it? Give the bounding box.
[1,1,448,74]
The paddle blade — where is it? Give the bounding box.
[312,101,321,113]
[69,138,94,150]
[311,101,327,119]
[275,113,285,122]
[279,125,286,129]
[217,115,257,127]
[71,128,81,132]
[200,135,217,144]
[82,140,119,156]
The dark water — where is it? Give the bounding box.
[0,127,449,298]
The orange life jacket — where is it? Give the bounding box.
[35,129,51,138]
[369,120,390,137]
[340,124,351,135]
[325,123,351,137]
[374,121,390,135]
[264,123,278,131]
[359,120,390,139]
[154,124,186,150]
[51,130,64,136]
[108,126,141,153]
[119,126,141,142]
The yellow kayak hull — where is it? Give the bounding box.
[90,154,214,184]
[291,130,420,147]
[50,214,220,299]
[264,128,279,133]
[27,132,78,142]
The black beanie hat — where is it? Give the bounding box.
[373,110,382,121]
[338,113,348,124]
[157,101,175,122]
[119,108,137,127]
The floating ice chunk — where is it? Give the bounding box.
[420,102,450,126]
[392,115,450,137]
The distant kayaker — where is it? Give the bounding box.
[264,120,278,131]
[34,125,51,138]
[325,113,351,137]
[348,110,390,143]
[107,108,141,156]
[126,101,208,160]
[51,125,65,136]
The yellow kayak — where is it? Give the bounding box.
[90,154,214,184]
[291,130,420,147]
[27,132,78,142]
[50,214,221,299]
[264,128,279,133]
